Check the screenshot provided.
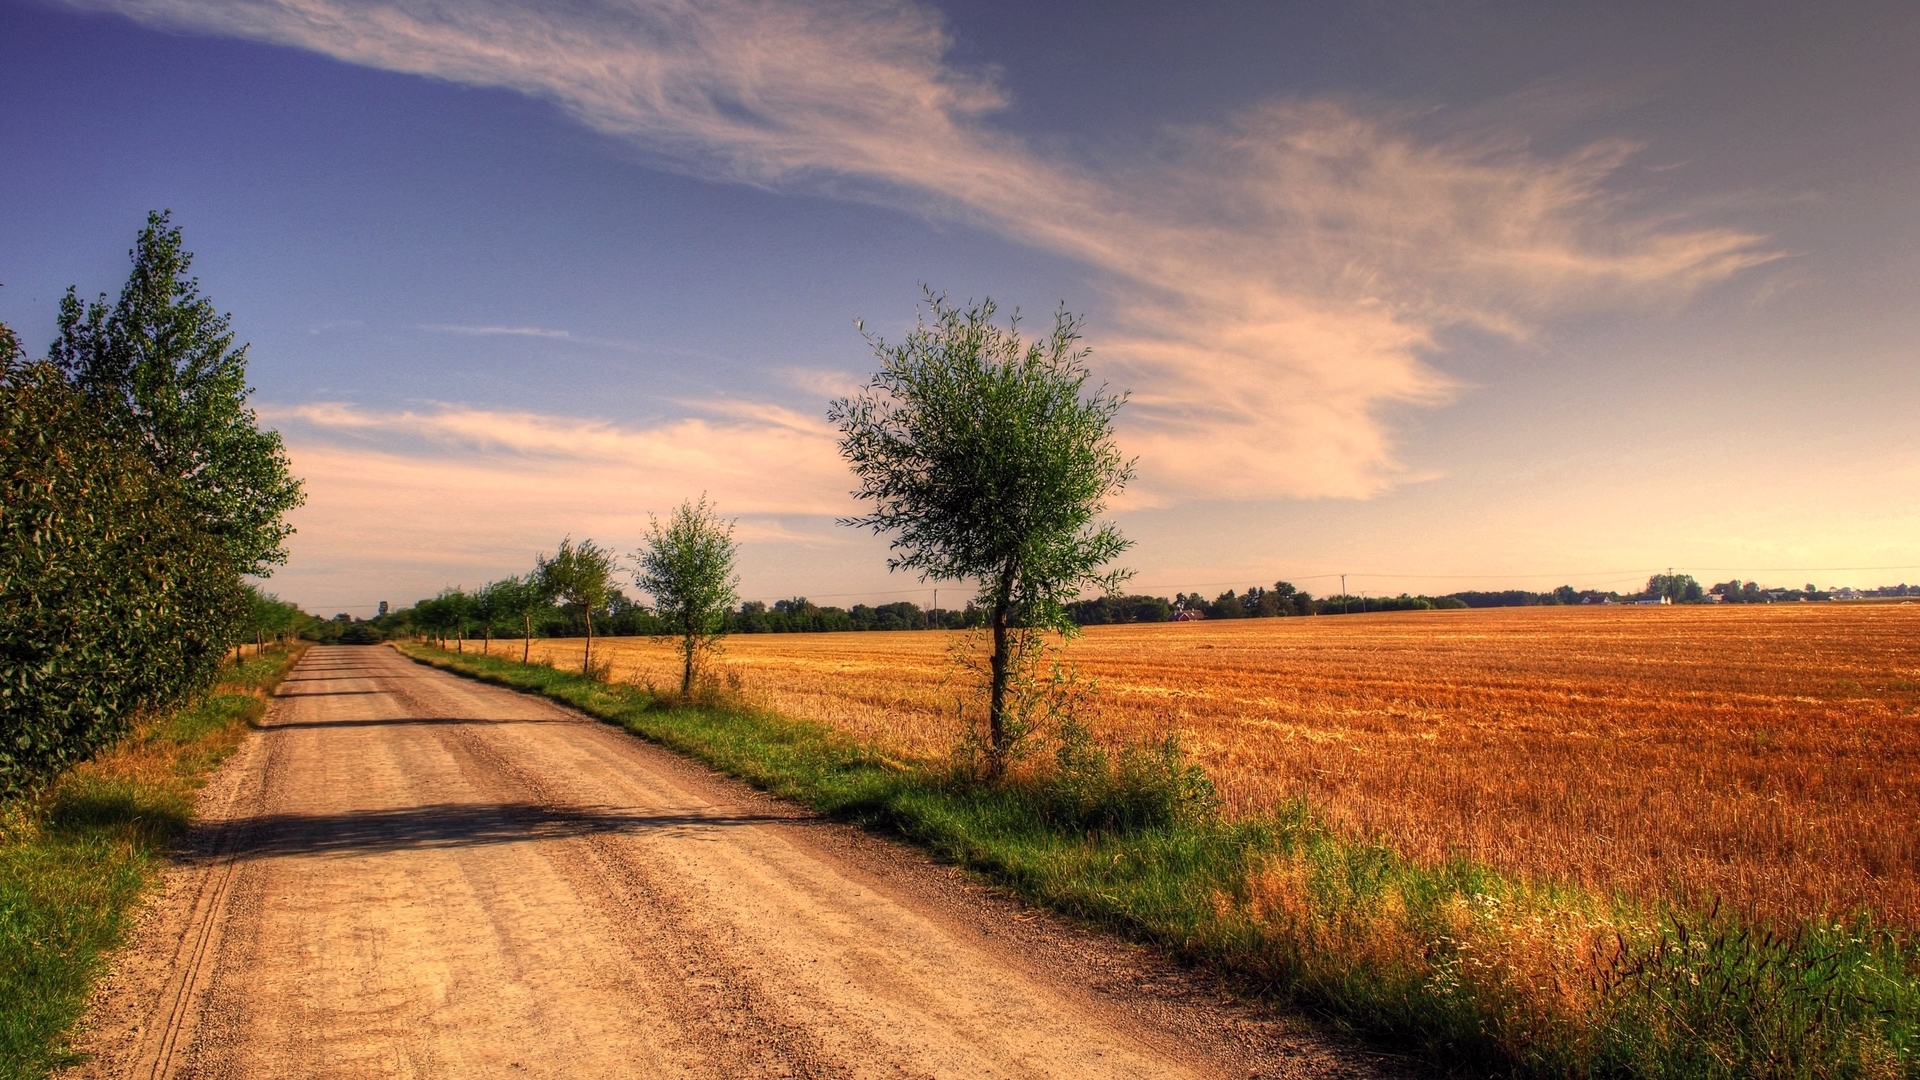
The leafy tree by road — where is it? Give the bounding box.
[472,579,510,655]
[829,293,1133,769]
[444,588,476,651]
[412,591,458,649]
[49,211,304,577]
[243,587,309,654]
[635,496,739,696]
[537,538,616,677]
[491,575,546,663]
[2,327,245,792]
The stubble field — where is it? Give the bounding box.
[513,604,1920,929]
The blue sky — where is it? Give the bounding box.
[4,0,1918,615]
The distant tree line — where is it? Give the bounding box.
[351,564,1920,661]
[1,214,304,794]
[1706,579,1911,603]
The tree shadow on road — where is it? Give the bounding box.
[262,716,585,729]
[205,802,799,860]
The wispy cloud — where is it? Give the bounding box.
[268,398,850,514]
[417,322,653,352]
[92,0,1778,499]
[419,323,575,339]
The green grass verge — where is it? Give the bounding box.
[0,644,305,1080]
[405,644,1919,1080]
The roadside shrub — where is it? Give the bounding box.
[1038,719,1218,833]
[0,355,244,795]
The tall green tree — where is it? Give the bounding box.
[635,495,740,696]
[537,538,616,676]
[49,211,304,577]
[3,326,245,792]
[829,293,1133,768]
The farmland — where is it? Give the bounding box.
[515,603,1920,929]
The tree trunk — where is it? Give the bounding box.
[523,614,532,664]
[457,628,464,653]
[985,564,1019,773]
[681,626,695,697]
[483,626,491,656]
[988,601,1010,767]
[582,609,594,677]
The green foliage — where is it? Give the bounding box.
[483,576,544,660]
[470,578,514,648]
[241,586,309,651]
[1066,593,1174,624]
[336,622,384,645]
[2,217,301,794]
[1647,573,1705,603]
[0,354,245,795]
[830,293,1133,760]
[48,212,304,578]
[635,495,740,695]
[409,590,464,647]
[536,537,617,676]
[1035,719,1218,833]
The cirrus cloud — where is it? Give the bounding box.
[83,0,1778,501]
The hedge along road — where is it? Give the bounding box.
[66,646,1402,1080]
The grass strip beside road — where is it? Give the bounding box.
[403,643,1920,1080]
[0,644,305,1080]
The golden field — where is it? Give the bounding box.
[510,604,1920,927]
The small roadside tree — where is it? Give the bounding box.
[243,586,304,655]
[537,538,616,677]
[445,588,475,652]
[829,293,1133,770]
[635,495,739,696]
[494,573,545,663]
[471,579,506,655]
[415,589,468,649]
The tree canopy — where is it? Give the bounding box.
[829,293,1133,763]
[49,211,304,577]
[537,538,617,676]
[635,495,740,696]
[2,334,246,791]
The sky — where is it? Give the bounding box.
[3,0,1918,616]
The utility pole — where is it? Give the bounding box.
[1341,573,1348,614]
[932,588,938,629]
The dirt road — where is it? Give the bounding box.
[69,646,1401,1079]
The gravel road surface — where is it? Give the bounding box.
[67,645,1408,1079]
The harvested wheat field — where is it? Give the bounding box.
[510,603,1920,929]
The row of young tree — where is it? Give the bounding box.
[376,592,980,646]
[380,500,742,696]
[1,214,304,794]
